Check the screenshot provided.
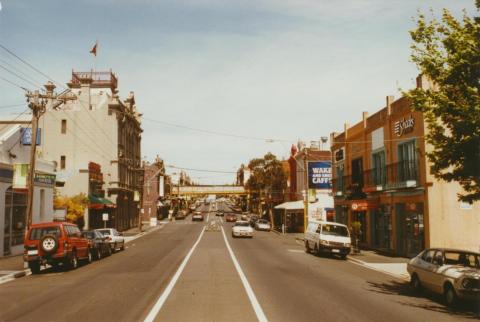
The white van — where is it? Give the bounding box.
[304,220,351,259]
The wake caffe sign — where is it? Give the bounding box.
[394,115,415,137]
[308,161,332,190]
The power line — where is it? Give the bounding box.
[0,103,26,109]
[0,64,42,88]
[0,58,45,87]
[0,75,29,91]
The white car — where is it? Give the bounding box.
[192,211,204,221]
[407,248,480,306]
[232,221,254,238]
[255,219,271,231]
[95,228,125,252]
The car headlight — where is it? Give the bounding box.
[462,278,480,289]
[344,243,351,247]
[320,240,329,245]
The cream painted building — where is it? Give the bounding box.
[0,122,55,257]
[40,71,142,231]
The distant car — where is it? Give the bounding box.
[82,230,112,259]
[225,213,237,222]
[240,214,249,221]
[216,211,224,217]
[192,211,204,221]
[24,222,92,273]
[249,215,259,227]
[407,248,480,306]
[232,221,254,238]
[95,228,125,253]
[175,210,188,220]
[255,219,271,231]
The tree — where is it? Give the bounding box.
[406,1,480,202]
[54,193,89,228]
[245,152,288,220]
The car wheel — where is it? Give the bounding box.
[86,249,93,264]
[120,242,125,251]
[313,244,319,256]
[68,251,79,270]
[29,261,41,274]
[444,283,457,306]
[410,274,422,294]
[305,241,310,253]
[40,234,58,254]
[107,245,112,256]
[112,242,117,253]
[340,254,347,260]
[96,248,102,260]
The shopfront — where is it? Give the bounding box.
[371,205,392,251]
[396,202,425,257]
[3,187,27,256]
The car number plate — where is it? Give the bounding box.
[332,249,340,253]
[27,250,38,255]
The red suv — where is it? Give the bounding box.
[24,222,92,274]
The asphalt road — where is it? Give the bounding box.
[0,202,477,322]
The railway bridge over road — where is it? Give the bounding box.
[170,185,247,196]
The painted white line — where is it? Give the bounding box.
[287,249,304,253]
[206,213,210,222]
[221,226,268,322]
[143,226,206,322]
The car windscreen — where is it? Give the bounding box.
[82,231,95,239]
[444,251,480,268]
[97,229,110,236]
[234,222,250,227]
[30,227,61,240]
[321,224,349,237]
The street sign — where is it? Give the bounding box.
[102,213,108,221]
[307,161,332,189]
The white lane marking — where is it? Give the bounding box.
[143,226,206,322]
[287,249,304,253]
[221,226,268,322]
[207,213,210,222]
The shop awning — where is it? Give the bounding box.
[89,195,116,209]
[275,200,304,210]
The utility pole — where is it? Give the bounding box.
[25,82,75,231]
[303,149,309,233]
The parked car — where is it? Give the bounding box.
[81,230,112,259]
[304,221,351,259]
[175,210,188,220]
[232,221,254,238]
[249,215,259,227]
[225,213,237,222]
[407,248,480,306]
[95,228,125,252]
[255,219,271,231]
[240,214,249,221]
[192,211,204,221]
[216,211,224,217]
[24,222,92,274]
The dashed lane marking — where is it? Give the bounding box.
[143,226,206,322]
[221,226,268,322]
[287,249,304,253]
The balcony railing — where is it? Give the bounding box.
[333,160,419,196]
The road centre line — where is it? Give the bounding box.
[143,226,206,322]
[220,226,268,322]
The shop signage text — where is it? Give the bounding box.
[308,161,332,189]
[394,115,415,137]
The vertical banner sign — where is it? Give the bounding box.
[13,164,28,189]
[308,161,332,189]
[159,176,165,197]
[21,128,41,145]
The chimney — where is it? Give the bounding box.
[362,111,368,128]
[386,95,394,116]
[79,74,93,110]
[344,123,349,140]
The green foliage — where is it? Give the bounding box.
[54,193,89,223]
[406,2,480,202]
[245,152,287,197]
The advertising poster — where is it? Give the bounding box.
[307,161,332,189]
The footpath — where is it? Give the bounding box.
[274,230,410,281]
[0,221,167,285]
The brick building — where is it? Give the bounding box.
[330,75,479,257]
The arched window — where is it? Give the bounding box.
[3,187,27,256]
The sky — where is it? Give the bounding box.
[0,0,477,184]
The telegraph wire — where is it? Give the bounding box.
[0,64,42,89]
[0,58,45,87]
[0,75,29,91]
[167,164,237,174]
[0,103,26,109]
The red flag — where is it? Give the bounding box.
[90,42,97,56]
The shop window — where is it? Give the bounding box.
[351,158,363,187]
[335,165,344,192]
[372,208,391,250]
[3,187,27,256]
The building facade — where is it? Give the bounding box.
[40,70,142,231]
[0,123,56,257]
[330,76,480,257]
[141,157,165,224]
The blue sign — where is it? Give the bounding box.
[21,128,41,146]
[308,161,332,189]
